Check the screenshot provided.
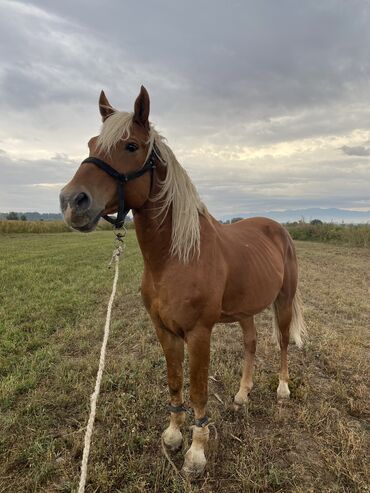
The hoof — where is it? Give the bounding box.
[162,427,183,452]
[232,399,247,412]
[233,389,250,410]
[232,402,243,412]
[182,449,206,477]
[277,380,290,400]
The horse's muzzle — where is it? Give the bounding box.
[59,189,101,232]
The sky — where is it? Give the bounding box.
[0,0,370,218]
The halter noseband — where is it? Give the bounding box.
[81,150,156,229]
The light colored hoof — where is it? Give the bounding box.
[233,387,251,410]
[234,391,249,407]
[233,398,247,412]
[232,402,243,412]
[162,427,183,452]
[277,380,290,400]
[182,449,206,477]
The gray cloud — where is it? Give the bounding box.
[3,1,370,122]
[341,145,370,157]
[191,156,370,216]
[0,149,76,211]
[27,0,370,124]
[0,0,370,215]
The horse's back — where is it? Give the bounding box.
[223,216,289,243]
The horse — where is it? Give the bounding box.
[60,86,306,476]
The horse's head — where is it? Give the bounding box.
[60,86,152,231]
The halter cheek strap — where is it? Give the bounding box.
[81,150,156,229]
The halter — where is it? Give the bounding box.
[81,150,156,229]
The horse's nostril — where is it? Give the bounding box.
[73,192,91,211]
[59,193,68,212]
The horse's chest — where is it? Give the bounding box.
[141,274,212,331]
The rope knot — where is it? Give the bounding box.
[108,245,123,268]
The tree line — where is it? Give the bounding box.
[5,212,27,221]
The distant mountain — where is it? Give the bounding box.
[221,208,370,224]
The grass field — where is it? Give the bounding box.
[0,231,369,492]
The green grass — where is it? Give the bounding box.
[0,231,143,491]
[0,232,369,492]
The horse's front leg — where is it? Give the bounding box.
[155,325,185,451]
[182,326,211,476]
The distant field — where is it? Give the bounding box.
[0,232,369,492]
[286,222,370,248]
[0,220,121,234]
[1,219,369,249]
[0,219,71,233]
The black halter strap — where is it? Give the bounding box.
[81,150,156,228]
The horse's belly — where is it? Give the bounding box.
[221,266,283,319]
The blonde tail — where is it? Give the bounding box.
[272,289,306,348]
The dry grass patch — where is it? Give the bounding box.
[0,234,369,492]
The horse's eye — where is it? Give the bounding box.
[126,143,138,152]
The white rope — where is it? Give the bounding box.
[78,244,122,493]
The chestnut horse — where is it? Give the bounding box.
[60,86,305,475]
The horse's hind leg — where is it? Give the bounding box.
[234,316,256,408]
[273,298,292,400]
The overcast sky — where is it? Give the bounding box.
[1,0,370,217]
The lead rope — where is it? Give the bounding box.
[78,229,125,493]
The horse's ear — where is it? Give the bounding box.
[99,90,114,122]
[133,85,150,129]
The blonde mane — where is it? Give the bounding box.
[97,111,206,263]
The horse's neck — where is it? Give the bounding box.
[133,161,173,269]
